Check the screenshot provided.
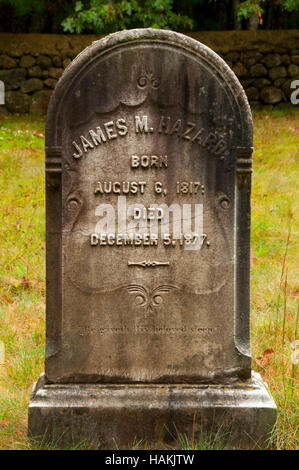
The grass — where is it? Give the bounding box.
[250,104,299,450]
[0,105,298,450]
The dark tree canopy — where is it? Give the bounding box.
[0,0,298,33]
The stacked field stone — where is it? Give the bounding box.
[225,50,299,104]
[0,30,298,114]
[0,52,72,114]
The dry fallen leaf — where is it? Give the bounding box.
[256,348,274,367]
[21,277,30,289]
[32,131,45,138]
[3,295,13,304]
[291,286,299,299]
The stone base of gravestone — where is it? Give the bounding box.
[28,371,276,450]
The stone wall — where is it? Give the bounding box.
[0,30,298,114]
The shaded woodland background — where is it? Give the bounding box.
[0,0,298,34]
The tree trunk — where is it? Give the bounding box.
[232,0,241,29]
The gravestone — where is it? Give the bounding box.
[28,29,276,449]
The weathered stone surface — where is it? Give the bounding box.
[253,78,271,89]
[269,66,287,81]
[28,65,42,78]
[0,68,26,90]
[5,50,22,58]
[36,55,52,69]
[30,89,52,114]
[250,63,267,77]
[274,78,286,87]
[48,67,63,79]
[0,30,298,57]
[20,78,43,94]
[1,32,299,110]
[232,61,247,77]
[0,54,17,68]
[242,56,257,68]
[5,91,30,113]
[44,78,57,89]
[28,372,277,450]
[261,86,283,104]
[243,51,263,60]
[281,54,291,66]
[275,47,287,54]
[263,53,282,68]
[225,51,239,62]
[19,55,35,68]
[63,58,72,68]
[282,79,295,98]
[28,28,276,448]
[52,55,62,67]
[245,87,259,101]
[43,28,254,385]
[241,51,263,67]
[288,64,299,77]
[240,78,254,88]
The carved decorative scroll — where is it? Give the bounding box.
[126,284,177,315]
[236,147,253,189]
[45,146,62,174]
[128,261,170,267]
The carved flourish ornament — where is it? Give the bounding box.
[128,261,170,267]
[126,284,177,314]
[137,72,159,90]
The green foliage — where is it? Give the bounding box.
[61,0,193,34]
[0,0,76,33]
[0,0,46,16]
[237,1,263,22]
[278,0,299,11]
[0,0,298,32]
[237,0,299,22]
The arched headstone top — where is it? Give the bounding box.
[46,28,253,151]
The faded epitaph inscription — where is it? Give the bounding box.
[45,30,253,384]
